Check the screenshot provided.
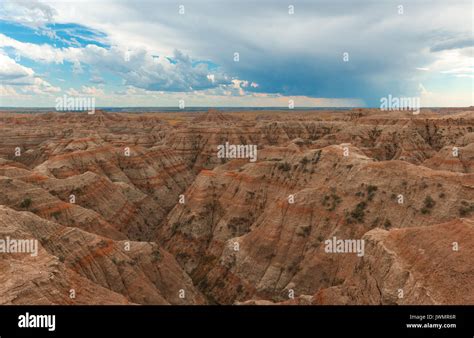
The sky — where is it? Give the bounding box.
[0,0,472,108]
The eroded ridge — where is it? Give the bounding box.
[0,108,472,305]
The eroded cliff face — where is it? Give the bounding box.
[0,108,472,304]
[0,206,205,305]
[311,218,474,305]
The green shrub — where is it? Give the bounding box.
[300,157,309,165]
[350,201,367,223]
[421,196,436,214]
[19,198,32,209]
[459,201,474,217]
[297,225,312,237]
[312,150,322,164]
[278,162,291,171]
[321,193,342,211]
[367,185,378,201]
[51,211,61,219]
[151,249,162,262]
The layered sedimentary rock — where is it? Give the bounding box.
[312,218,474,305]
[0,206,204,305]
[0,108,472,304]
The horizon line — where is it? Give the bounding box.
[1,106,472,110]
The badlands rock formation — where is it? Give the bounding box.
[0,108,472,304]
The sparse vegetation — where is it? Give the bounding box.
[151,249,162,262]
[98,240,108,248]
[368,125,382,144]
[321,193,341,211]
[346,185,378,223]
[423,122,443,150]
[227,217,249,236]
[277,161,291,171]
[297,225,312,237]
[366,185,378,201]
[348,201,367,223]
[312,150,322,164]
[19,198,32,209]
[459,200,474,217]
[371,217,380,227]
[421,196,435,214]
[300,157,309,165]
[171,222,181,234]
[4,106,474,306]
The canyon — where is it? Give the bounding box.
[0,108,472,305]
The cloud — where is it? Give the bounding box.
[41,0,468,105]
[0,52,60,95]
[121,49,232,92]
[425,49,474,79]
[0,0,60,41]
[0,84,19,97]
[440,67,474,74]
[0,33,237,93]
[0,0,56,28]
[0,0,472,107]
[431,37,474,52]
[418,83,473,107]
[0,51,35,82]
[89,84,364,107]
[0,34,68,63]
[90,75,105,84]
[66,85,104,96]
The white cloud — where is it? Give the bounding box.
[90,75,105,84]
[0,51,35,82]
[0,34,67,63]
[0,33,239,93]
[66,85,104,96]
[440,67,474,75]
[0,85,19,97]
[0,0,472,106]
[426,50,474,78]
[0,0,56,29]
[0,52,60,95]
